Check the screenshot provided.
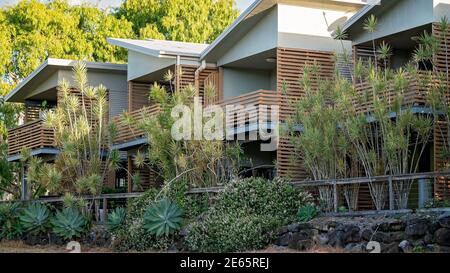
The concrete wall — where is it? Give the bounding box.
[434,0,450,21]
[222,68,276,100]
[278,3,356,38]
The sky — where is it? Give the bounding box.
[0,0,256,11]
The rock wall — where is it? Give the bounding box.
[275,212,450,253]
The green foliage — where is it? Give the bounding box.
[51,208,88,240]
[112,189,177,251]
[297,204,318,222]
[106,207,126,233]
[143,199,183,236]
[0,202,23,240]
[424,198,450,209]
[185,177,313,252]
[115,0,239,43]
[19,202,51,234]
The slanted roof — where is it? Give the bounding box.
[107,38,209,58]
[5,58,127,103]
[342,0,382,32]
[200,0,367,60]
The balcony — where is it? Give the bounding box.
[353,71,435,114]
[112,104,161,146]
[7,120,56,157]
[217,90,280,129]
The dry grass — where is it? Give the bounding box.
[0,240,112,253]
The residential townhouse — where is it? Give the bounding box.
[5,0,450,206]
[4,59,128,196]
[108,0,366,192]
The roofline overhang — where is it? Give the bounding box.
[107,38,205,59]
[342,1,380,32]
[200,0,265,60]
[5,58,127,103]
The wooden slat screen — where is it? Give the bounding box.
[112,104,161,145]
[128,81,152,112]
[7,119,56,156]
[434,120,450,199]
[353,71,433,113]
[127,156,161,192]
[203,70,221,106]
[276,47,335,181]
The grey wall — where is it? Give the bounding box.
[350,0,434,45]
[109,89,128,119]
[217,6,278,66]
[128,51,175,82]
[222,67,276,100]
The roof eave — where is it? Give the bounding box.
[342,3,376,32]
[5,58,127,102]
[200,0,265,60]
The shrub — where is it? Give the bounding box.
[0,202,23,240]
[297,204,318,222]
[20,202,51,235]
[112,189,177,251]
[185,177,312,252]
[106,207,126,233]
[51,208,88,240]
[143,199,183,236]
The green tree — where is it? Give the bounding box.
[115,0,239,43]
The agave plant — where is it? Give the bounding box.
[106,207,126,233]
[51,208,87,240]
[143,199,183,237]
[20,202,51,234]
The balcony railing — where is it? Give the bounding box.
[217,89,280,128]
[7,119,56,156]
[353,71,436,113]
[112,104,161,145]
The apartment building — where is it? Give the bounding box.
[6,0,450,204]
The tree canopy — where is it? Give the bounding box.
[115,0,239,43]
[0,0,239,198]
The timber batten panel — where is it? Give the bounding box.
[7,119,56,156]
[127,156,161,192]
[112,104,161,145]
[434,120,450,199]
[276,47,335,181]
[128,81,153,112]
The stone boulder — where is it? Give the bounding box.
[438,213,450,229]
[435,228,450,247]
[405,218,430,237]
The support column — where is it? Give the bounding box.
[127,156,133,193]
[20,165,28,201]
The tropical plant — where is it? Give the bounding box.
[297,204,318,222]
[128,78,244,189]
[363,14,379,70]
[19,202,51,235]
[51,208,88,240]
[0,202,23,239]
[106,207,126,233]
[143,199,184,237]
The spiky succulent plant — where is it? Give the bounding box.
[51,208,87,240]
[20,202,51,234]
[106,207,126,233]
[143,199,183,237]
